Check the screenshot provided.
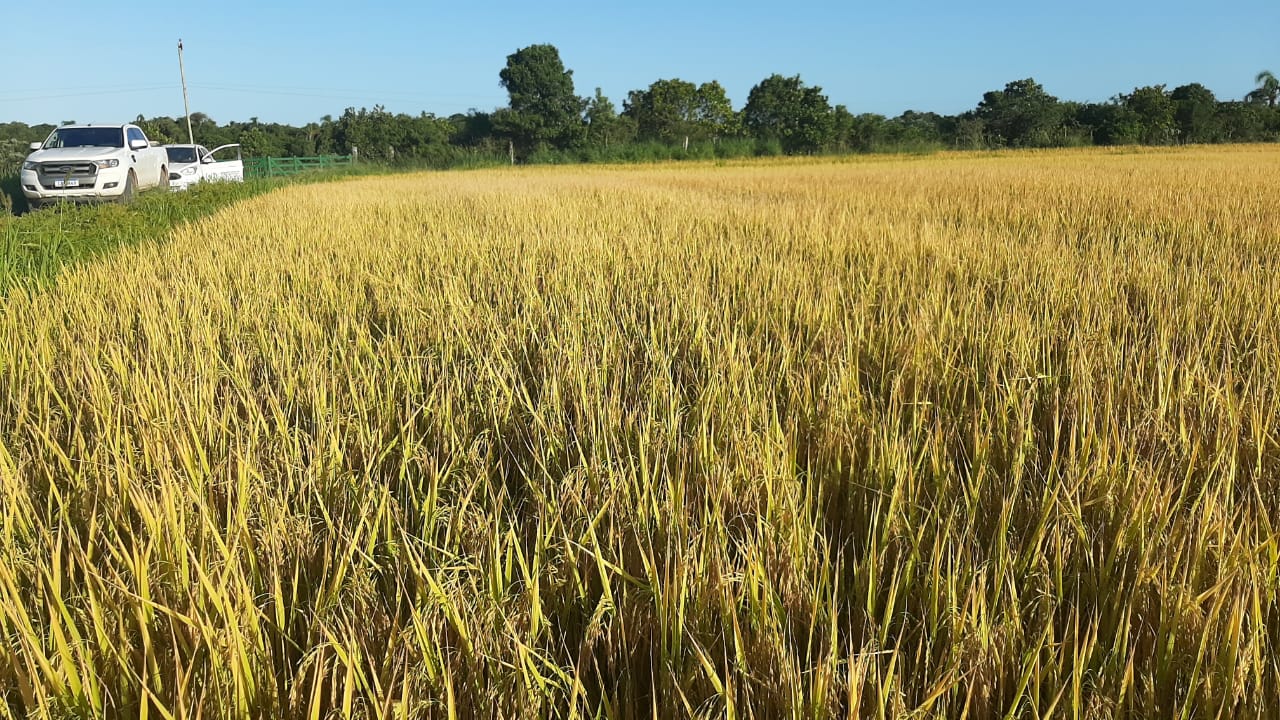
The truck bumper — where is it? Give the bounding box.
[20,167,129,205]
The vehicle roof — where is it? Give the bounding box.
[56,124,132,129]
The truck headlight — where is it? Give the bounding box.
[181,166,197,176]
[21,161,37,171]
[93,159,120,169]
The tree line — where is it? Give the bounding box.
[3,47,1278,168]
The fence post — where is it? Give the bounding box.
[352,146,358,164]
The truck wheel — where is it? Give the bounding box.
[120,171,137,204]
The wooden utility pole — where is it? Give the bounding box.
[178,39,194,145]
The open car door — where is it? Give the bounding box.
[203,144,244,183]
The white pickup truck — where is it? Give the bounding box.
[19,124,169,208]
[163,143,244,191]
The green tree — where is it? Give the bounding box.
[1216,101,1276,142]
[610,114,639,147]
[1076,101,1142,145]
[692,81,739,141]
[624,79,738,146]
[883,110,945,150]
[449,111,495,147]
[975,78,1064,147]
[1170,83,1218,143]
[239,125,272,157]
[1246,70,1279,107]
[1123,85,1175,144]
[585,88,620,148]
[842,113,888,152]
[742,74,834,153]
[830,105,857,151]
[952,115,987,149]
[332,106,383,159]
[624,79,699,144]
[494,44,585,153]
[134,115,181,145]
[408,113,455,152]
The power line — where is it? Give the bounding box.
[190,83,497,103]
[0,86,176,102]
[193,81,495,99]
[1,82,499,108]
[0,82,173,94]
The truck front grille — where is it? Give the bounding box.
[37,162,100,190]
[39,162,98,178]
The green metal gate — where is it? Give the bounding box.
[243,154,353,178]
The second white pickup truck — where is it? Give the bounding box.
[164,143,244,191]
[19,124,169,208]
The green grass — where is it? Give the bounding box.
[0,182,269,294]
[0,166,389,294]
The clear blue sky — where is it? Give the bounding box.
[2,0,1276,125]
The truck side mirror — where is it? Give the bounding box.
[129,139,148,150]
[29,142,41,151]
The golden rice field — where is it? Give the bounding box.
[3,147,1280,719]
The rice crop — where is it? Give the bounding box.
[2,146,1280,718]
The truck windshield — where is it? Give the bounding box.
[166,147,198,163]
[44,127,125,149]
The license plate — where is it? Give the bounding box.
[54,179,80,188]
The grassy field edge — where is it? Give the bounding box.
[0,168,380,294]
